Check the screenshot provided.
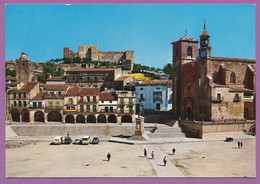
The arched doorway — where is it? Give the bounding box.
[47,111,62,122]
[21,109,29,122]
[121,115,132,123]
[108,114,117,123]
[12,109,20,122]
[87,114,96,123]
[186,107,192,120]
[76,115,85,123]
[65,115,74,123]
[34,111,44,122]
[97,114,106,123]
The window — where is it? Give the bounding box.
[49,102,53,109]
[93,105,96,112]
[69,98,73,104]
[230,72,236,84]
[87,77,90,81]
[13,92,16,98]
[33,102,37,108]
[86,105,90,112]
[120,106,124,113]
[129,98,133,104]
[38,102,42,108]
[80,96,83,102]
[140,94,144,101]
[80,105,84,112]
[87,96,90,102]
[110,107,113,112]
[94,77,97,81]
[129,106,133,113]
[153,91,162,103]
[56,102,60,108]
[19,92,21,98]
[67,106,71,110]
[140,88,143,90]
[102,101,104,103]
[187,46,192,57]
[58,92,61,95]
[23,101,26,107]
[110,101,112,103]
[120,98,124,104]
[105,107,108,112]
[51,92,54,96]
[23,92,26,98]
[93,96,96,102]
[19,101,22,107]
[14,101,17,107]
[217,93,221,101]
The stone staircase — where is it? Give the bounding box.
[147,126,185,138]
[10,124,135,137]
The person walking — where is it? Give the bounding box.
[67,131,70,137]
[237,141,240,149]
[240,141,243,149]
[151,151,154,160]
[144,148,147,157]
[172,147,176,155]
[107,152,111,161]
[163,156,167,166]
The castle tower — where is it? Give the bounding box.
[16,52,32,83]
[171,31,199,117]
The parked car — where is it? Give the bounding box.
[225,137,234,142]
[91,137,99,144]
[63,136,72,144]
[73,138,81,145]
[81,136,91,145]
[52,136,63,145]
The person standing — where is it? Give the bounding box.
[163,156,167,166]
[240,141,243,149]
[107,152,111,161]
[237,141,240,149]
[172,147,175,155]
[144,148,147,157]
[151,151,154,160]
[67,131,70,137]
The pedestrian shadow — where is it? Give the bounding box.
[147,158,154,160]
[168,153,175,155]
[138,156,145,158]
[102,159,109,161]
[157,164,165,167]
[232,147,240,149]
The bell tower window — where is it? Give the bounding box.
[187,46,192,57]
[230,72,236,84]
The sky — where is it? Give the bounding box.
[5,4,255,68]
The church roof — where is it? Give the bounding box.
[211,56,255,63]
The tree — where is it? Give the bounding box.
[38,61,64,83]
[163,63,173,79]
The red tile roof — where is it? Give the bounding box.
[100,92,117,101]
[65,87,99,96]
[17,82,38,92]
[66,67,115,72]
[139,80,172,86]
[46,76,65,81]
[32,92,46,100]
[45,84,68,91]
[211,56,255,63]
[115,76,132,81]
[229,87,254,92]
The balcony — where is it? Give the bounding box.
[99,109,118,113]
[233,96,242,102]
[44,94,64,99]
[212,97,223,103]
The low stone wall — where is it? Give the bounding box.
[179,120,255,139]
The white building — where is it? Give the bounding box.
[135,80,172,111]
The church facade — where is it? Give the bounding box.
[172,23,255,122]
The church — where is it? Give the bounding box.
[172,22,255,122]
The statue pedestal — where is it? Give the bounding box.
[128,118,150,141]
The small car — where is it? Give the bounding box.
[91,137,99,144]
[81,136,91,145]
[73,138,81,144]
[52,136,63,145]
[225,137,234,142]
[63,136,72,144]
